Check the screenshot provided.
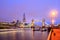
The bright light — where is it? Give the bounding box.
[52,11,56,16]
[51,10,57,18]
[49,9,58,24]
[50,10,58,18]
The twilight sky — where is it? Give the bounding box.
[0,0,60,24]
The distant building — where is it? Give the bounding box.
[15,20,21,27]
[23,13,26,23]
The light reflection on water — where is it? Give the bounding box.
[0,28,48,40]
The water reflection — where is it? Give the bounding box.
[0,28,48,40]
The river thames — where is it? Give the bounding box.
[0,28,48,40]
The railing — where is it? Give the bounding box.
[47,28,60,40]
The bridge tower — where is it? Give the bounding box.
[42,18,45,28]
[31,19,35,30]
[31,19,34,26]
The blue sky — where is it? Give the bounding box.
[0,0,60,24]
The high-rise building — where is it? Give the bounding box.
[23,13,26,23]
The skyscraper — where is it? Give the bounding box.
[23,13,26,23]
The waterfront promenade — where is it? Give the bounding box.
[47,28,60,40]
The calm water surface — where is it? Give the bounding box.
[0,28,48,40]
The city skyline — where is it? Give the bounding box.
[0,0,60,24]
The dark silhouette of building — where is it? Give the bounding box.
[15,20,20,27]
[23,13,26,23]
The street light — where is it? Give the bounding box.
[51,19,55,25]
[50,10,58,24]
[51,10,58,18]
